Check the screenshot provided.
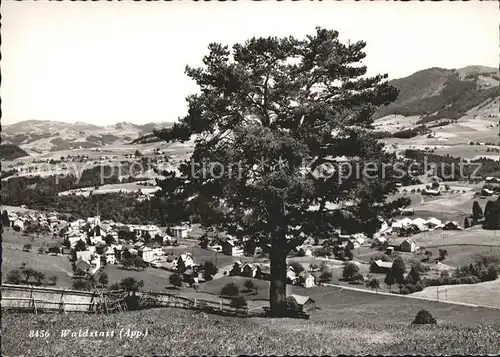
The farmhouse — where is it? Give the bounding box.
[173,253,194,269]
[241,263,262,278]
[104,247,116,264]
[287,266,298,284]
[75,258,91,273]
[222,240,244,256]
[289,294,316,313]
[388,238,417,252]
[426,217,443,230]
[12,218,25,231]
[260,266,271,280]
[138,246,156,263]
[170,225,188,239]
[485,177,500,184]
[370,260,393,274]
[443,221,463,230]
[422,188,441,196]
[76,250,93,263]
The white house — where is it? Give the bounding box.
[145,243,163,256]
[170,226,188,239]
[138,246,156,263]
[104,247,116,264]
[173,253,194,269]
[12,219,25,231]
[302,273,316,288]
[90,235,104,245]
[222,240,244,256]
[163,234,175,244]
[76,250,93,263]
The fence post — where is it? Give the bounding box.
[60,290,65,313]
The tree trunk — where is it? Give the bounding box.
[269,241,287,317]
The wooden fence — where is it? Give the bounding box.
[1,284,100,313]
[1,284,250,316]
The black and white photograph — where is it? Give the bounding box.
[1,1,499,355]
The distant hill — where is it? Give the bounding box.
[0,144,29,160]
[375,65,500,122]
[1,120,174,154]
[130,133,163,145]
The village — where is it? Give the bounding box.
[4,185,495,315]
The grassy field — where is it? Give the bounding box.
[3,300,500,355]
[412,279,500,308]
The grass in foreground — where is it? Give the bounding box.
[2,307,500,355]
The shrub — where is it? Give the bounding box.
[72,279,89,290]
[309,263,319,271]
[285,296,299,312]
[289,262,305,274]
[169,273,182,288]
[413,309,437,325]
[448,277,460,285]
[229,296,247,310]
[406,284,417,294]
[48,275,58,286]
[221,282,239,298]
[202,261,218,280]
[343,262,359,281]
[486,266,499,281]
[400,286,410,295]
[319,270,333,282]
[6,269,23,284]
[415,282,424,292]
[459,276,476,284]
[243,279,256,292]
[119,277,144,292]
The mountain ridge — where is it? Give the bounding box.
[3,65,498,155]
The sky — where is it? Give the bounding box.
[2,1,498,126]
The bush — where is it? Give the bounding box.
[413,309,437,325]
[459,276,476,284]
[221,282,239,298]
[400,286,410,295]
[319,270,333,282]
[6,269,23,284]
[285,296,299,312]
[343,262,360,280]
[48,275,58,286]
[406,284,417,294]
[243,279,256,292]
[72,279,90,291]
[229,296,247,310]
[415,282,424,292]
[169,273,182,288]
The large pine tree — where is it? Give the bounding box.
[155,28,399,315]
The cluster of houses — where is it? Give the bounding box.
[228,261,317,289]
[6,210,65,234]
[374,217,462,240]
[7,208,198,277]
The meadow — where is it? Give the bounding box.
[3,296,500,355]
[413,279,500,308]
